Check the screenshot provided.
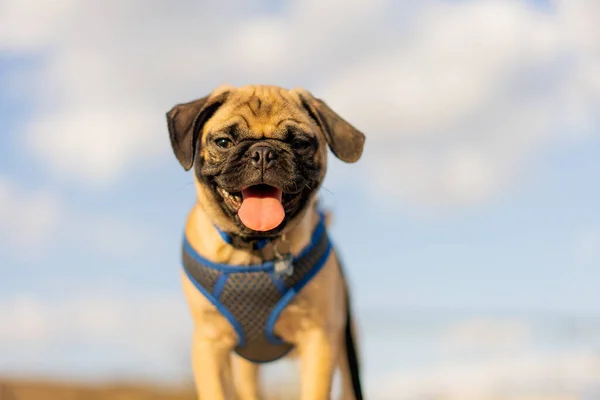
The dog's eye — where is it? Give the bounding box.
[215,138,233,149]
[292,139,311,151]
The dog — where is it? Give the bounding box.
[166,84,366,400]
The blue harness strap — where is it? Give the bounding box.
[181,212,332,363]
[213,225,270,250]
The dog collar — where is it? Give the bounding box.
[198,210,327,270]
[212,225,270,250]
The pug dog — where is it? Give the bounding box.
[166,84,365,400]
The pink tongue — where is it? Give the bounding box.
[238,185,285,231]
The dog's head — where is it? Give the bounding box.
[166,84,365,239]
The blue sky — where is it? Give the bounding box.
[2,74,597,312]
[1,0,599,396]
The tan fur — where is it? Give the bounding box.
[191,85,330,236]
[172,84,363,400]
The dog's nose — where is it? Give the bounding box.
[249,145,277,170]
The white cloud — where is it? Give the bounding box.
[0,176,62,252]
[321,0,600,206]
[0,175,160,258]
[373,350,600,399]
[24,110,162,185]
[1,0,599,206]
[439,318,533,354]
[0,0,77,50]
[572,228,600,266]
[320,1,561,135]
[0,292,193,382]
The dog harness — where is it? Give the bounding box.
[181,212,332,363]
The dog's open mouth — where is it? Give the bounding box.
[216,184,302,232]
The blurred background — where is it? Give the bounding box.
[1,0,599,399]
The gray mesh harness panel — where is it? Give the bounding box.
[182,218,331,363]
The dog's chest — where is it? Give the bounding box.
[181,213,332,364]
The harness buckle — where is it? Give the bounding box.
[274,253,294,278]
[273,238,294,278]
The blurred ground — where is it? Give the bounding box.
[0,378,299,400]
[0,379,195,400]
[0,378,587,400]
[0,379,298,400]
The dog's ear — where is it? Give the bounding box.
[166,90,230,171]
[292,88,365,163]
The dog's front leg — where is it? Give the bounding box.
[232,354,262,400]
[297,328,338,400]
[191,331,235,400]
